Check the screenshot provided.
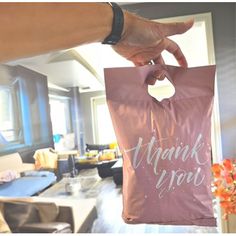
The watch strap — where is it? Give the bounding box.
[102,2,124,45]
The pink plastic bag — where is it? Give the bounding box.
[104,65,216,226]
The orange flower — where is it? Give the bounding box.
[233,173,236,180]
[220,192,231,200]
[213,186,226,197]
[214,179,222,187]
[225,175,234,184]
[212,163,223,177]
[220,201,231,208]
[223,159,234,171]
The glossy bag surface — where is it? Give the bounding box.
[104,65,216,226]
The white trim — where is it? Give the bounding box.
[47,82,70,92]
[49,94,71,100]
[90,97,96,144]
[90,95,106,144]
[205,13,224,233]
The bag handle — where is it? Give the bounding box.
[142,65,178,102]
[145,64,174,85]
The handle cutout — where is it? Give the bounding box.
[148,77,175,101]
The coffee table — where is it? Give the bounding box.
[39,174,99,233]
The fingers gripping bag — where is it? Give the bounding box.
[104,64,216,226]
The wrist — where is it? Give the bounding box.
[120,10,144,46]
[120,10,134,42]
[98,3,114,42]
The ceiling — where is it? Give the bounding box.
[7,43,133,93]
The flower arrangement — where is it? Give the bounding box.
[212,159,236,220]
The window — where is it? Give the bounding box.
[49,95,72,135]
[91,96,116,144]
[0,82,23,146]
[0,65,53,154]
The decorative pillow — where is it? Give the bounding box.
[0,170,20,184]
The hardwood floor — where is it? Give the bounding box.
[79,168,219,234]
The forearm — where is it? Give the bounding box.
[0,2,116,62]
[0,2,193,67]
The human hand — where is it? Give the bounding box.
[112,12,194,83]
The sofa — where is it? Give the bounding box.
[0,153,56,197]
[0,197,73,233]
[0,196,97,233]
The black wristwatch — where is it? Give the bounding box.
[102,2,124,45]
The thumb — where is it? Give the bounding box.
[157,18,194,38]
